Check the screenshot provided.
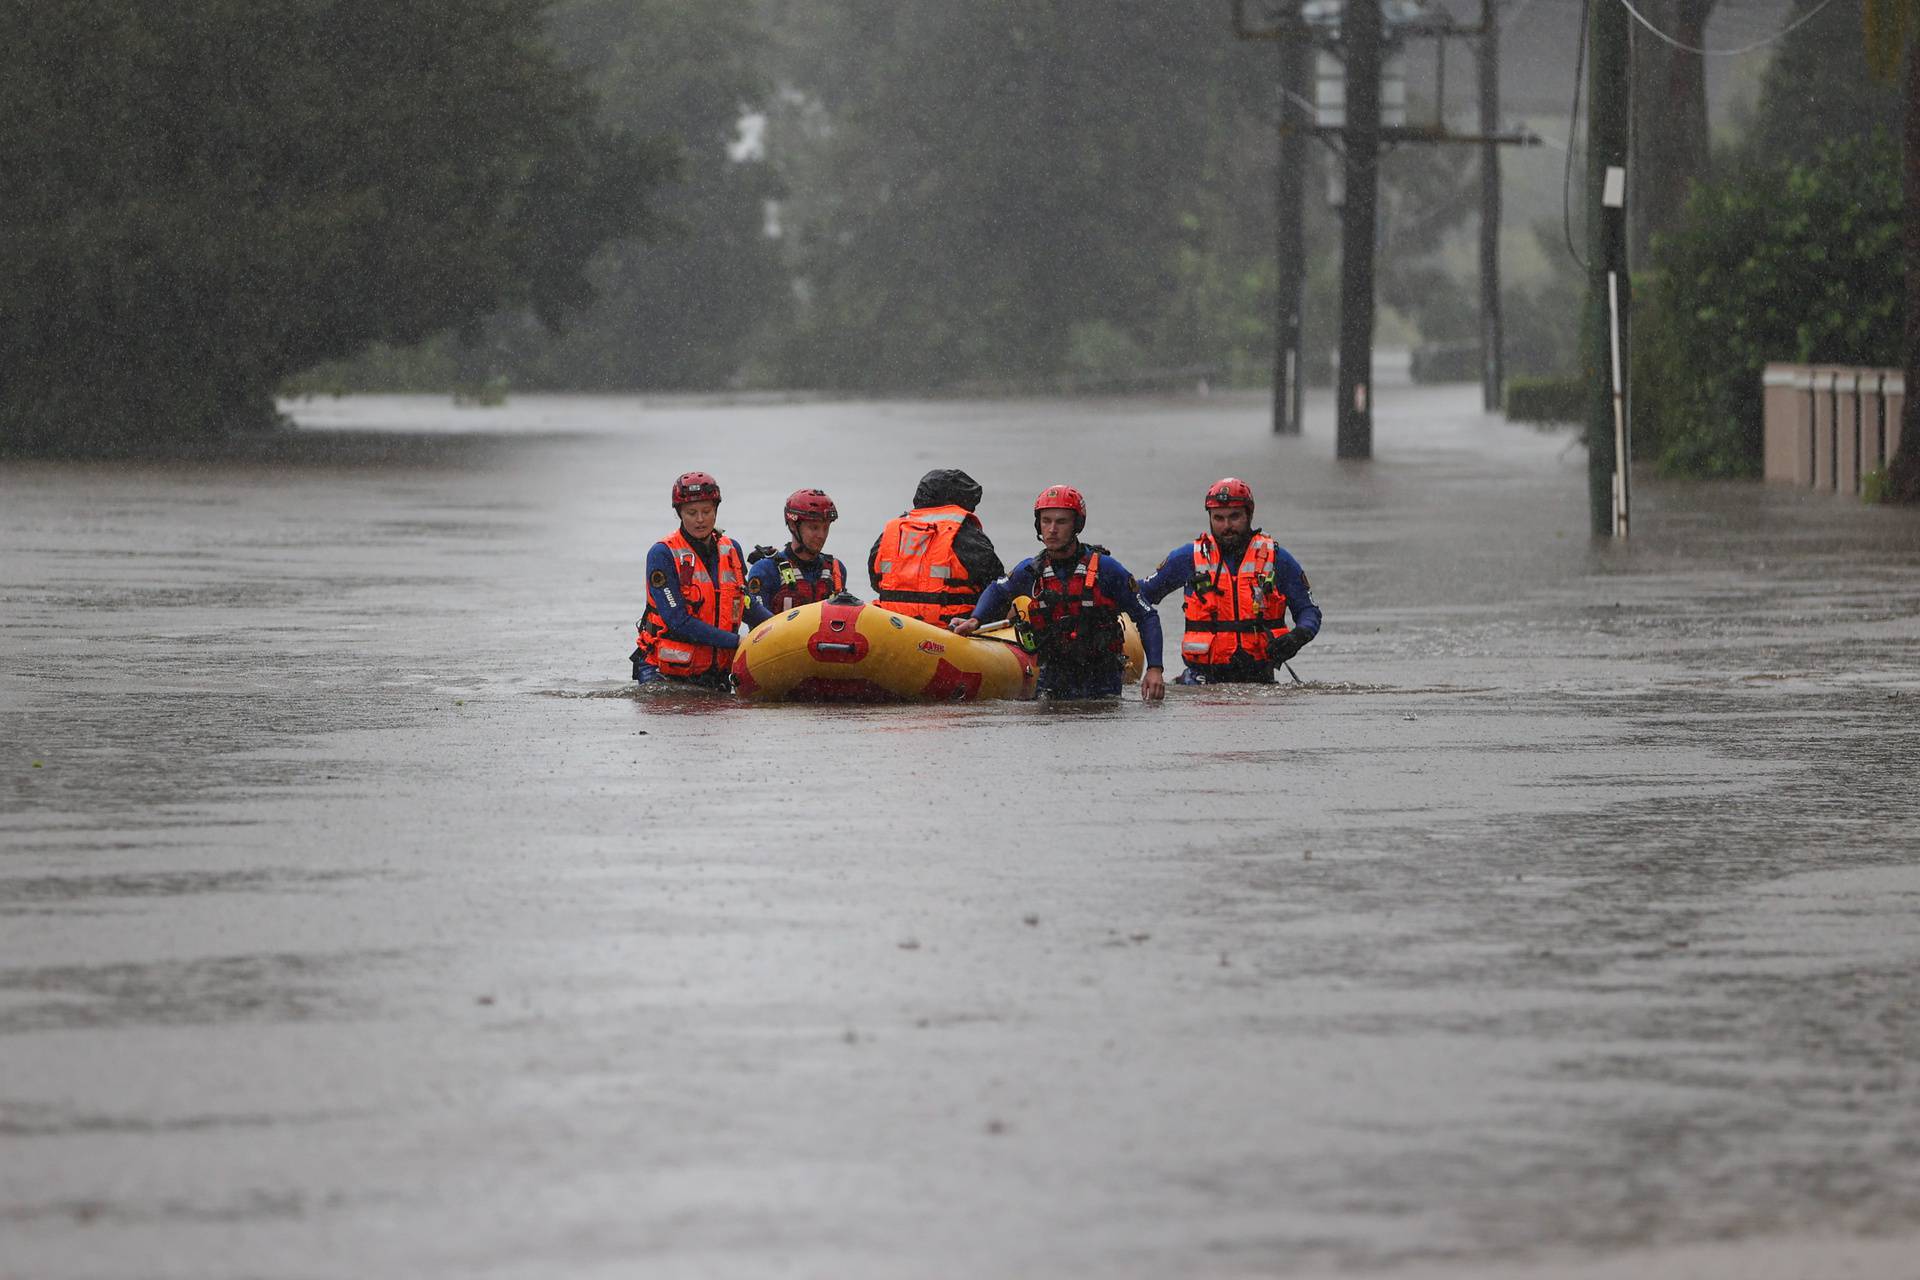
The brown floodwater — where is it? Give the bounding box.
[3,385,1919,1278]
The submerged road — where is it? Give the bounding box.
[3,386,1919,1279]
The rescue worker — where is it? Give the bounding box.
[868,468,1004,624]
[631,472,772,688]
[746,488,853,612]
[952,485,1165,701]
[1138,477,1321,685]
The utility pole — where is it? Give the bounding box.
[1273,19,1310,435]
[1584,0,1630,535]
[1477,0,1503,412]
[1232,0,1534,458]
[1335,0,1383,460]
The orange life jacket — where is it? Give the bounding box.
[637,528,747,677]
[1181,532,1288,666]
[872,504,980,623]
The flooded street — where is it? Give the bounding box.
[5,384,1920,1279]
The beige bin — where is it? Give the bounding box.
[1808,367,1839,491]
[1761,363,1811,485]
[1835,370,1865,495]
[1763,364,1904,495]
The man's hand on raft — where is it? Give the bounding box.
[1140,666,1165,702]
[949,616,981,636]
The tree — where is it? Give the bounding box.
[1629,0,1715,264]
[1633,132,1900,476]
[1863,0,1920,500]
[1746,0,1900,168]
[484,0,787,390]
[762,0,1278,389]
[0,0,672,454]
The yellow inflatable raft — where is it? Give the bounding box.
[733,600,1037,701]
[732,600,1145,702]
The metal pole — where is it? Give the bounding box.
[1478,0,1504,412]
[1336,0,1383,460]
[1274,13,1309,435]
[1608,269,1628,535]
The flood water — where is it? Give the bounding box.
[4,385,1920,1279]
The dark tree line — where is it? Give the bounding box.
[1,0,672,454]
[15,0,1902,482]
[3,0,1501,450]
[468,0,1479,395]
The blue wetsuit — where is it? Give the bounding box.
[1139,535,1321,684]
[971,547,1165,698]
[745,549,854,613]
[634,534,773,685]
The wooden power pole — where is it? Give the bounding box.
[1584,0,1630,535]
[1477,0,1503,412]
[1274,23,1310,435]
[1232,0,1536,459]
[1335,0,1384,459]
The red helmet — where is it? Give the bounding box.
[671,471,721,507]
[1033,483,1087,535]
[783,488,839,524]
[1204,477,1255,512]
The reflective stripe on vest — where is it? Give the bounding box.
[873,505,979,623]
[637,529,747,677]
[1181,532,1287,665]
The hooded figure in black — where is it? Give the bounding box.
[867,468,1005,623]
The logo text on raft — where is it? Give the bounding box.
[917,640,946,655]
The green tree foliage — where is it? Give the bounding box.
[1860,0,1920,501]
[763,0,1284,389]
[0,0,672,454]
[1745,0,1901,167]
[484,0,787,389]
[1501,224,1586,381]
[1377,135,1482,346]
[1632,131,1901,476]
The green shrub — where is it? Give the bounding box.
[1063,321,1148,380]
[1505,374,1585,425]
[1862,466,1891,504]
[1632,131,1901,477]
[452,375,511,408]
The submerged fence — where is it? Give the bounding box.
[1763,364,1906,496]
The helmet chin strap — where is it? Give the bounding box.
[1039,534,1080,560]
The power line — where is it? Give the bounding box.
[1612,0,1840,56]
[1561,0,1590,270]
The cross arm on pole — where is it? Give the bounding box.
[1308,124,1541,147]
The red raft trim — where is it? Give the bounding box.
[920,657,985,701]
[806,601,870,664]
